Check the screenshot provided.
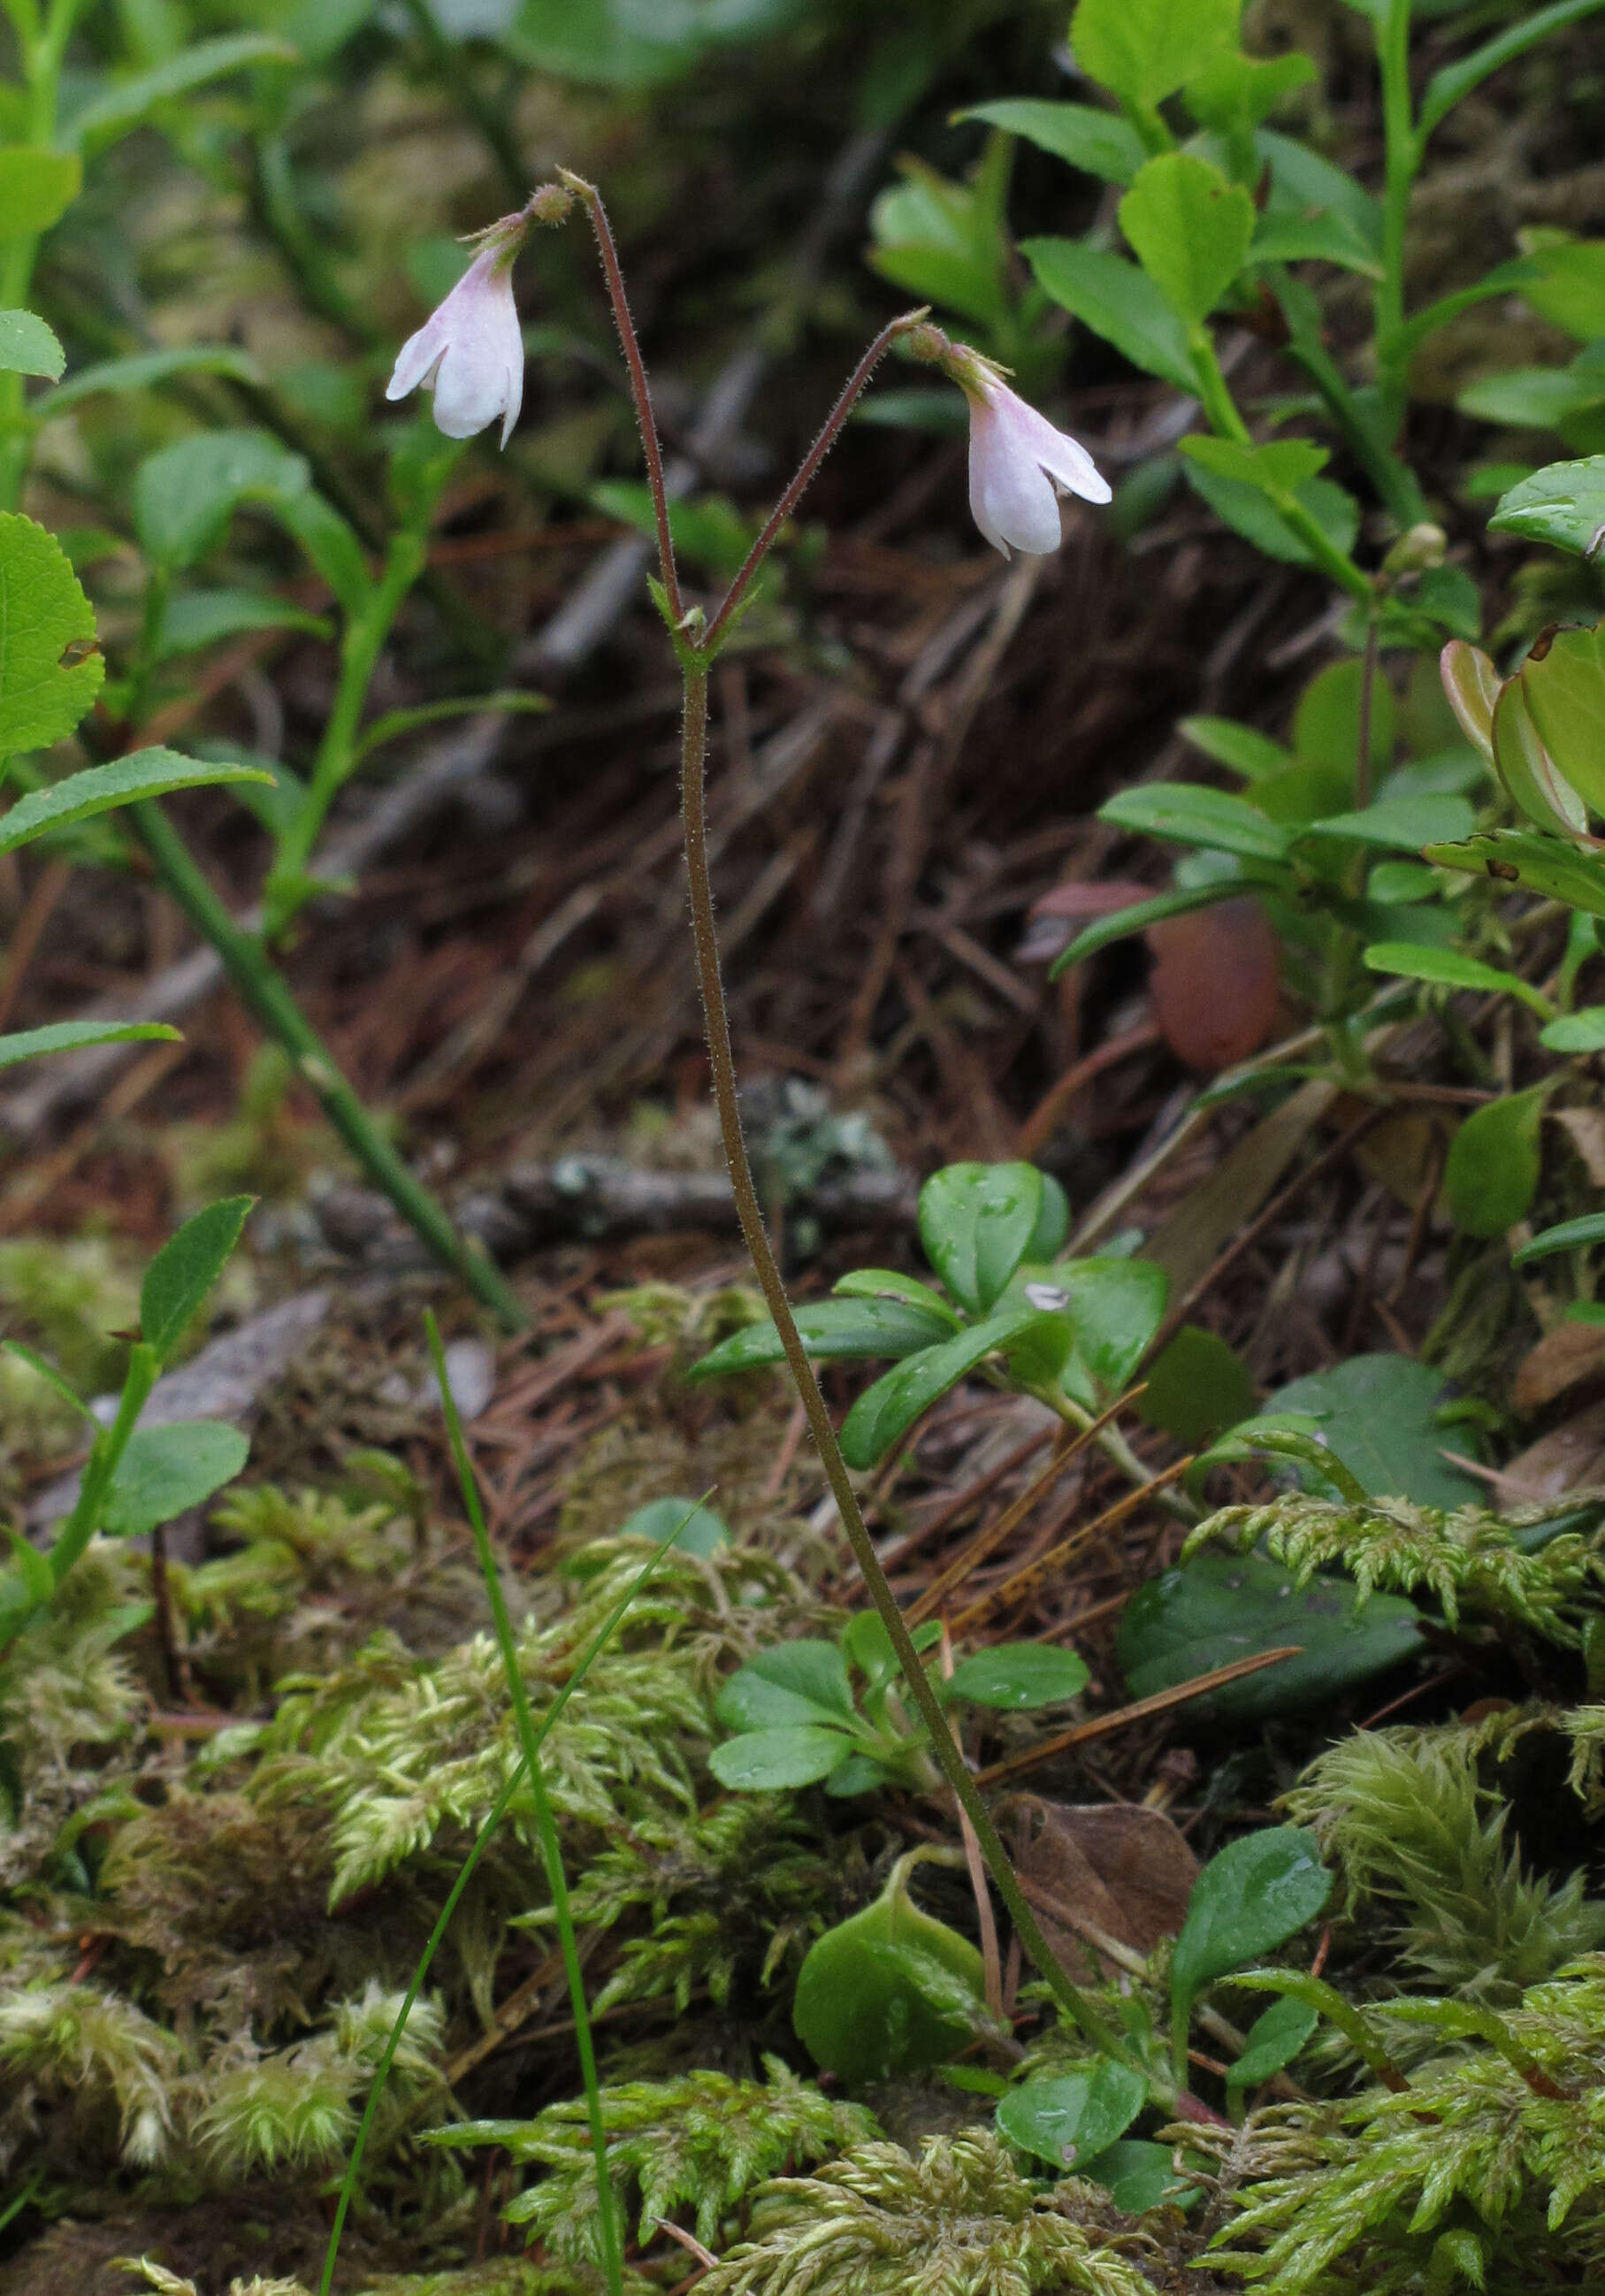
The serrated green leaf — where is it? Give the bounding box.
[1181,435,1329,495]
[0,310,64,379]
[1069,0,1237,112]
[0,512,103,756]
[1020,238,1196,393]
[957,100,1145,186]
[1120,154,1256,325]
[1184,458,1360,569]
[140,1196,254,1366]
[0,749,271,854]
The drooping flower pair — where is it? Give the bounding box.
[386,203,1110,557]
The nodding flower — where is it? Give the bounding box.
[386,212,529,447]
[961,363,1112,557]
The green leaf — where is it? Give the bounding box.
[30,344,263,416]
[140,1196,254,1366]
[793,1864,988,2087]
[0,1019,180,1071]
[707,1725,857,1791]
[1020,238,1196,394]
[1522,239,1605,343]
[1054,1256,1168,1404]
[1513,1213,1605,1266]
[1456,366,1604,432]
[2,1340,89,1418]
[944,1645,1090,1711]
[1488,455,1605,557]
[1520,623,1605,817]
[1170,1826,1330,2073]
[1491,673,1592,837]
[1134,1324,1256,1447]
[0,310,64,379]
[832,1269,964,1327]
[0,749,271,855]
[60,33,300,152]
[1186,46,1317,137]
[616,1495,728,1557]
[1181,435,1329,495]
[995,2061,1146,2171]
[1098,783,1291,863]
[686,1295,958,1381]
[957,100,1145,186]
[1418,0,1605,142]
[1361,940,1555,1019]
[0,147,80,239]
[1445,1084,1550,1239]
[1226,1995,1318,2100]
[0,512,103,756]
[1118,1548,1424,1721]
[1439,640,1500,762]
[1540,1006,1605,1052]
[269,488,374,619]
[1257,130,1380,260]
[1297,794,1476,852]
[351,692,551,766]
[1069,0,1238,112]
[155,587,332,660]
[1079,2139,1197,2214]
[1424,829,1605,919]
[1250,206,1380,277]
[1120,153,1256,325]
[1028,1173,1071,1261]
[133,430,310,570]
[1266,1352,1484,1509]
[919,1161,1045,1313]
[1181,716,1296,784]
[1047,877,1273,977]
[1183,458,1360,568]
[715,1641,855,1732]
[100,1420,250,1538]
[840,1310,1037,1471]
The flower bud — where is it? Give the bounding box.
[526,182,575,228]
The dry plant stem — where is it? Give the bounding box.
[679,665,1121,2063]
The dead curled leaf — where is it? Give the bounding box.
[1512,1320,1605,1413]
[1008,1795,1198,1977]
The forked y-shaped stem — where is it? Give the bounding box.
[567,172,1136,2068]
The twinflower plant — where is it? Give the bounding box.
[389,173,1138,2076]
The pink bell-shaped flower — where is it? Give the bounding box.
[386,216,527,447]
[961,364,1112,557]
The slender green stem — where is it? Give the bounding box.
[317,1512,677,2296]
[1188,325,1252,446]
[426,1312,623,2296]
[1267,272,1429,527]
[0,0,82,508]
[677,664,1126,2062]
[127,800,526,1328]
[1375,0,1417,435]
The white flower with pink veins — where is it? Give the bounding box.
[963,369,1112,557]
[386,217,527,447]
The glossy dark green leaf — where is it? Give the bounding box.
[793,1865,988,2086]
[1057,1256,1169,1404]
[1079,2139,1197,2214]
[140,1196,254,1366]
[1297,794,1475,852]
[1117,1549,1424,1721]
[687,1295,957,1381]
[1513,1212,1605,1266]
[995,2060,1145,2171]
[944,1644,1089,1711]
[919,1162,1045,1313]
[840,1309,1037,1469]
[1226,1994,1318,2100]
[1424,830,1605,918]
[707,1725,857,1791]
[1488,455,1605,557]
[101,1420,250,1539]
[1265,1353,1484,1509]
[1171,1826,1330,2072]
[1134,1325,1256,1448]
[1446,1085,1551,1238]
[832,1269,962,1325]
